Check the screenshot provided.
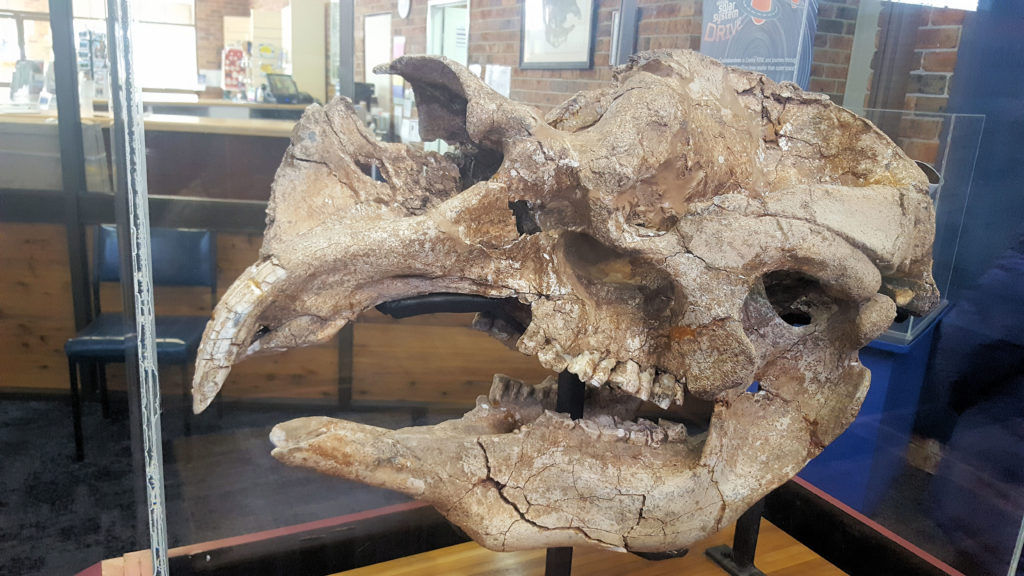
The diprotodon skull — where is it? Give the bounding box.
[192,50,938,554]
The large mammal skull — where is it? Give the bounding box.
[192,50,938,554]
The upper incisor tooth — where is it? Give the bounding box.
[589,358,617,387]
[609,360,641,394]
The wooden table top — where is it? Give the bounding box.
[1,111,296,138]
[332,519,845,576]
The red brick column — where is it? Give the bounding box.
[809,0,859,105]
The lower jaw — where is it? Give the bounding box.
[268,373,737,554]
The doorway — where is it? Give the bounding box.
[427,0,469,65]
[424,0,468,151]
[364,12,392,138]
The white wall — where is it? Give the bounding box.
[289,0,328,102]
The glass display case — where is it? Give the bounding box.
[2,1,1023,576]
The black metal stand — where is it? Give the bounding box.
[375,295,615,576]
[705,498,768,576]
[544,370,587,576]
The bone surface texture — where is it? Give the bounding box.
[192,50,938,554]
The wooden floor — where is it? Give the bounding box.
[93,517,843,576]
[332,519,845,576]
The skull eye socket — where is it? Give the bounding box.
[762,270,834,327]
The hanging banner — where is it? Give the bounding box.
[700,0,819,89]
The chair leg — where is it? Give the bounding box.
[181,364,191,437]
[68,359,84,461]
[98,363,110,419]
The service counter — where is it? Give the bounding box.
[0,111,293,200]
[95,98,309,120]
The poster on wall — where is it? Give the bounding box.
[699,0,819,89]
[222,47,248,92]
[520,0,596,69]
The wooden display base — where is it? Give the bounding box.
[331,519,844,576]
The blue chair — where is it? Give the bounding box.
[64,225,216,460]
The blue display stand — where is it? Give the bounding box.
[798,308,948,515]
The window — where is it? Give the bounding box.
[72,0,199,92]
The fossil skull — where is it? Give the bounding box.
[192,50,938,554]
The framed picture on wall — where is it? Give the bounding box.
[520,0,597,69]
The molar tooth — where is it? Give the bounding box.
[609,360,641,394]
[488,374,513,404]
[674,376,687,406]
[636,418,658,430]
[578,418,601,440]
[659,419,688,443]
[567,351,600,381]
[589,358,617,387]
[649,428,667,447]
[628,429,650,445]
[637,367,655,401]
[537,345,570,372]
[536,376,558,404]
[540,410,575,429]
[651,372,677,409]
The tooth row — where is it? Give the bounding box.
[574,414,688,447]
[562,351,687,409]
[526,411,690,447]
[488,373,560,406]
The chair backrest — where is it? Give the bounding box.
[93,225,217,314]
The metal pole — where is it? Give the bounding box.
[338,0,355,100]
[614,0,639,66]
[105,0,169,572]
[545,370,587,576]
[47,0,93,334]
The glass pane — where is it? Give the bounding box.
[0,17,19,93]
[71,0,106,20]
[133,23,197,91]
[5,0,1023,575]
[22,18,52,62]
[135,0,194,26]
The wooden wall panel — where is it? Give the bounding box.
[1,223,544,408]
[0,224,339,401]
[0,223,75,391]
[351,322,554,405]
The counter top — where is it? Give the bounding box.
[1,111,296,138]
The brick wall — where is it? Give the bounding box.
[866,5,964,163]
[809,0,858,105]
[898,7,963,162]
[350,0,968,164]
[196,0,250,97]
[355,0,703,113]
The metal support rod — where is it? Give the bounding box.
[614,0,639,66]
[545,370,587,576]
[732,498,766,568]
[545,547,574,576]
[106,0,169,573]
[555,369,585,419]
[705,498,767,576]
[338,0,354,100]
[48,1,94,334]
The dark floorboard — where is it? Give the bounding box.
[0,396,454,576]
[0,394,1012,576]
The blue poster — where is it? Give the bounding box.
[700,0,819,89]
